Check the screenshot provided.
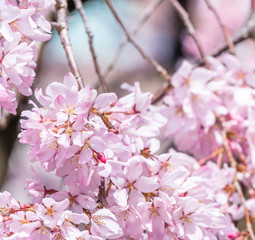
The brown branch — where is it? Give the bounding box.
[55,0,84,89]
[167,0,209,67]
[196,13,255,65]
[222,130,255,240]
[97,178,107,208]
[103,0,164,78]
[210,34,251,59]
[73,0,108,92]
[151,82,173,104]
[152,14,255,103]
[203,0,235,55]
[50,21,60,30]
[104,0,171,82]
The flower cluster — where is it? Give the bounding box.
[1,0,255,239]
[0,0,55,118]
[160,54,255,160]
[19,73,164,176]
[8,73,232,239]
[157,54,255,238]
[0,191,121,239]
[0,149,230,239]
[3,59,255,238]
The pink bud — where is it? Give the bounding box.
[97,153,106,163]
[228,232,240,239]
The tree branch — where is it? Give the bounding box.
[104,0,171,82]
[103,0,164,78]
[152,12,255,104]
[203,0,235,55]
[167,0,209,67]
[151,82,173,104]
[196,12,255,66]
[73,0,108,92]
[55,0,84,89]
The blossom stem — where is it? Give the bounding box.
[222,130,255,240]
[198,147,224,166]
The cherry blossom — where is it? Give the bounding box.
[1,0,255,239]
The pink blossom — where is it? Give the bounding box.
[137,197,172,239]
[90,208,123,239]
[34,197,69,228]
[0,34,36,95]
[0,191,20,215]
[0,84,16,116]
[19,73,114,171]
[53,211,89,239]
[9,211,41,239]
[25,166,45,203]
[110,206,144,239]
[172,197,225,240]
[52,190,97,213]
[0,0,51,42]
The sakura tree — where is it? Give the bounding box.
[1,0,255,239]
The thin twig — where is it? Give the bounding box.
[167,0,209,67]
[103,0,164,78]
[104,0,171,82]
[55,0,84,89]
[198,147,224,166]
[210,34,251,59]
[152,7,255,102]
[50,21,60,29]
[151,82,173,104]
[203,0,235,55]
[73,0,108,92]
[196,12,255,65]
[222,130,255,240]
[152,16,255,104]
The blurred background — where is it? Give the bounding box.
[0,0,254,203]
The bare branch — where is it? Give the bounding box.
[210,35,250,59]
[222,130,255,240]
[55,0,84,89]
[104,0,171,82]
[73,0,108,92]
[50,21,61,30]
[196,13,255,65]
[151,7,255,103]
[103,0,164,78]
[151,82,173,104]
[168,0,209,67]
[203,0,235,55]
[97,178,107,208]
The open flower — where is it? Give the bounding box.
[34,198,69,228]
[90,208,123,239]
